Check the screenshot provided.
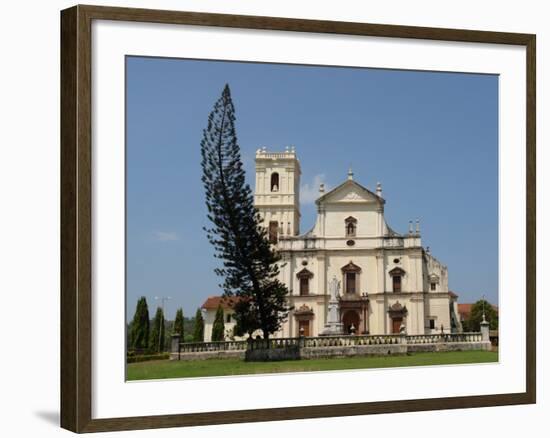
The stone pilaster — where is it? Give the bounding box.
[171,334,181,354]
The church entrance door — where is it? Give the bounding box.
[298,320,310,337]
[392,317,403,334]
[342,310,360,334]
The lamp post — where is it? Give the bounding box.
[155,296,171,352]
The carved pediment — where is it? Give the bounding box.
[389,267,406,276]
[316,180,383,206]
[341,191,363,201]
[331,188,372,203]
[341,261,362,273]
[296,268,314,279]
[294,304,314,316]
[388,301,408,315]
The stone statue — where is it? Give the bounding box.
[320,275,344,336]
[329,275,340,301]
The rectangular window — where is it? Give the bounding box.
[300,277,309,295]
[392,275,402,292]
[226,314,231,323]
[346,272,356,294]
[430,282,436,291]
[268,221,278,244]
[429,319,435,329]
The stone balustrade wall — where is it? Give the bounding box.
[170,332,491,361]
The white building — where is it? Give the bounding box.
[203,147,462,340]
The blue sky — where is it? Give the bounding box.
[126,56,498,320]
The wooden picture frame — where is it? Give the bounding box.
[60,4,536,433]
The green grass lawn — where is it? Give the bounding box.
[126,350,498,381]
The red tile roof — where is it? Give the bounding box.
[458,303,499,319]
[458,304,472,317]
[201,295,243,310]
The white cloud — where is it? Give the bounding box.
[300,174,329,205]
[153,231,179,242]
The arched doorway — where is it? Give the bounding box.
[342,310,360,334]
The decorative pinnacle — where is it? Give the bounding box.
[376,181,382,197]
[347,167,354,180]
[319,183,325,193]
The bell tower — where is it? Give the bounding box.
[254,146,301,242]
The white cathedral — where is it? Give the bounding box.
[202,147,462,340]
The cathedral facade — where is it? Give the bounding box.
[203,147,462,340]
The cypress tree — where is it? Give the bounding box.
[173,308,184,337]
[129,296,149,351]
[200,84,291,340]
[211,304,226,341]
[193,308,205,342]
[150,307,165,353]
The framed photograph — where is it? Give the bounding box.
[60,4,536,433]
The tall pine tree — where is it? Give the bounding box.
[200,84,291,340]
[150,307,165,353]
[193,308,205,342]
[232,299,260,339]
[173,308,184,337]
[211,304,226,341]
[130,296,149,351]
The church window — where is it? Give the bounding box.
[346,272,356,294]
[341,261,362,295]
[300,277,309,295]
[268,221,278,244]
[297,268,314,296]
[392,275,402,293]
[389,267,406,293]
[429,274,440,291]
[345,216,357,237]
[270,172,279,192]
[429,319,435,329]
